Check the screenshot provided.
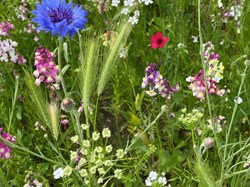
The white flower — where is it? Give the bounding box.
[111,0,120,7]
[121,8,129,15]
[114,169,123,179]
[53,167,64,179]
[148,171,158,180]
[134,10,140,17]
[143,0,153,5]
[217,0,223,8]
[234,96,243,104]
[158,176,167,184]
[145,178,152,186]
[186,76,193,82]
[192,36,198,43]
[102,127,111,138]
[119,47,127,58]
[146,89,157,96]
[124,0,135,7]
[128,16,138,26]
[92,131,100,141]
[105,145,113,153]
[116,149,125,158]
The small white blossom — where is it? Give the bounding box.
[53,167,64,179]
[124,0,135,7]
[128,16,138,26]
[121,8,129,15]
[143,0,153,5]
[102,127,111,138]
[134,10,140,17]
[97,178,104,184]
[70,135,78,143]
[148,171,158,180]
[116,149,125,158]
[145,178,152,186]
[79,169,88,177]
[83,140,91,147]
[158,176,167,184]
[192,36,199,43]
[114,169,123,179]
[111,0,120,7]
[92,131,100,141]
[234,96,243,104]
[105,145,113,153]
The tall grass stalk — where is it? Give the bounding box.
[97,22,132,96]
[47,102,60,140]
[78,33,100,130]
[194,155,217,187]
[25,72,50,129]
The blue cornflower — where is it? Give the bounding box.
[32,0,88,38]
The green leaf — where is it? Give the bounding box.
[62,64,71,75]
[135,91,145,112]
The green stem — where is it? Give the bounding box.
[223,65,248,163]
[58,38,68,97]
[72,111,84,146]
[8,76,19,132]
[0,136,60,165]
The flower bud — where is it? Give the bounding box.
[202,137,214,149]
[61,98,75,112]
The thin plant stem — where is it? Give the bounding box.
[222,65,248,176]
[126,108,166,151]
[8,76,19,132]
[0,136,60,165]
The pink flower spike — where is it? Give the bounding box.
[151,32,169,49]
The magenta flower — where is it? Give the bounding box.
[0,21,14,36]
[0,128,16,159]
[33,46,60,86]
[151,32,168,49]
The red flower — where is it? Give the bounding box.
[151,32,169,49]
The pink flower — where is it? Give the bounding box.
[33,46,60,86]
[0,128,16,159]
[151,32,168,49]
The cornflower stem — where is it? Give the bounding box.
[8,76,19,132]
[221,64,248,178]
[58,38,68,97]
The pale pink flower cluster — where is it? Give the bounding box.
[0,38,27,64]
[24,23,40,41]
[186,42,225,101]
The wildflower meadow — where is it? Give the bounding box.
[1,0,250,186]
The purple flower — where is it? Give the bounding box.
[142,63,179,99]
